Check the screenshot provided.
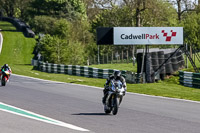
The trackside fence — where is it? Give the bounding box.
[31,59,136,83]
[179,71,200,88]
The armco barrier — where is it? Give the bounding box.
[179,71,200,88]
[31,59,136,83]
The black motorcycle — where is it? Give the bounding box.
[104,79,126,115]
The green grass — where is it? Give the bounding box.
[90,63,137,72]
[183,56,200,72]
[1,21,200,101]
[0,21,35,71]
[0,22,16,31]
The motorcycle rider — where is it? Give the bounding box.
[0,64,12,77]
[102,70,127,105]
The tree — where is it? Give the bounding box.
[0,0,31,18]
[169,0,197,22]
[15,0,31,19]
[29,0,87,20]
[0,0,16,17]
[30,16,71,38]
[182,12,200,48]
[39,34,86,65]
[141,0,178,27]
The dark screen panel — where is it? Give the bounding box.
[97,27,113,45]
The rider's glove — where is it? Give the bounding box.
[123,85,127,96]
[123,84,126,89]
[123,90,126,96]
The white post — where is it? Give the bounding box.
[98,45,100,64]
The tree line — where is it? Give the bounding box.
[0,0,200,65]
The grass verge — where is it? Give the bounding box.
[90,63,137,72]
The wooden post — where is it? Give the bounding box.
[107,53,108,64]
[132,46,135,66]
[122,50,124,63]
[116,52,118,63]
[98,46,100,64]
[112,51,114,64]
[127,49,129,63]
[103,54,104,64]
[118,52,120,63]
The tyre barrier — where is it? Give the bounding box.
[151,52,159,71]
[31,59,136,83]
[137,49,185,81]
[158,51,165,80]
[179,71,200,88]
[137,53,143,73]
[145,53,152,83]
[164,53,173,74]
[0,17,35,38]
[176,51,185,68]
[171,54,179,73]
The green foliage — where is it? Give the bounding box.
[39,35,66,64]
[30,15,95,65]
[141,0,178,27]
[64,41,86,65]
[92,6,135,29]
[0,0,16,17]
[0,21,35,66]
[92,0,177,29]
[53,19,71,38]
[182,12,200,48]
[30,16,71,38]
[38,35,86,65]
[30,16,57,35]
[0,0,32,19]
[69,19,93,44]
[29,0,87,20]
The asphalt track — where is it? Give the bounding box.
[0,74,200,133]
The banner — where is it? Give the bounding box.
[114,27,183,45]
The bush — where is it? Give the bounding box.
[30,16,71,38]
[38,35,86,65]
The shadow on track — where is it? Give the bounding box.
[72,113,110,116]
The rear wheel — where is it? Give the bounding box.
[1,77,6,86]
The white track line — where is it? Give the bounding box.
[0,102,89,132]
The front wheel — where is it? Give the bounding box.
[112,97,119,115]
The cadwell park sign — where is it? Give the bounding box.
[97,27,183,45]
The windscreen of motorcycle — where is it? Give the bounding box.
[111,80,122,91]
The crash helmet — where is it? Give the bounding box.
[4,64,8,68]
[113,70,121,80]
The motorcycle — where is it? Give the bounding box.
[104,80,126,115]
[0,69,11,86]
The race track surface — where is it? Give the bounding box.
[0,74,200,133]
